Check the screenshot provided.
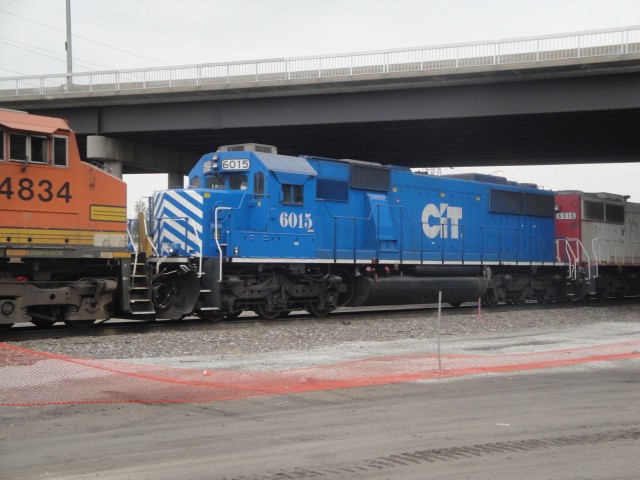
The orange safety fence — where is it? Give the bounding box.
[1,340,639,406]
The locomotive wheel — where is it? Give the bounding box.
[536,294,550,304]
[225,310,243,320]
[200,311,225,322]
[64,320,95,329]
[254,305,284,320]
[307,304,334,318]
[512,294,525,306]
[0,323,14,332]
[29,306,62,327]
[31,318,56,327]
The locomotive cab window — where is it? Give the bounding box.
[53,136,68,167]
[206,175,225,189]
[254,172,265,195]
[9,132,51,164]
[229,174,248,190]
[282,184,304,205]
[9,133,27,161]
[30,135,47,163]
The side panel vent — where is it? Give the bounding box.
[350,164,390,191]
[317,178,349,202]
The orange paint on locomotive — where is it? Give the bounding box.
[0,110,127,252]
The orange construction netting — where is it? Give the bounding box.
[1,341,639,406]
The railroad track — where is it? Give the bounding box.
[1,298,629,341]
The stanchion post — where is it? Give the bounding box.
[437,290,442,371]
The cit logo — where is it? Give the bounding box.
[421,203,463,239]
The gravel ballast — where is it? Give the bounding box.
[6,302,640,361]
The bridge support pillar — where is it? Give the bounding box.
[86,135,194,178]
[167,172,184,189]
[104,160,123,178]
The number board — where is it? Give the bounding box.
[0,176,72,204]
[556,212,577,220]
[221,159,250,171]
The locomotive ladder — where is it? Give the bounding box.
[126,215,157,316]
[128,254,156,316]
[196,207,232,316]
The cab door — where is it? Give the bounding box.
[248,170,268,231]
[272,172,316,259]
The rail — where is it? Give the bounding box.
[214,206,232,282]
[1,25,639,98]
[560,238,593,280]
[125,222,140,285]
[322,200,556,264]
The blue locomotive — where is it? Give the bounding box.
[150,143,558,319]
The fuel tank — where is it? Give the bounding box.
[347,275,488,307]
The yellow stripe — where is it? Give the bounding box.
[90,205,127,222]
[0,227,125,247]
[6,249,28,256]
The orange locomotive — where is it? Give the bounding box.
[0,109,153,328]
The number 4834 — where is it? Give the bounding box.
[0,177,72,203]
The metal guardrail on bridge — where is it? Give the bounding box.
[1,25,639,98]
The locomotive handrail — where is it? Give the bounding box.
[564,239,578,280]
[321,199,555,265]
[562,238,592,281]
[141,211,165,270]
[329,211,375,261]
[632,240,640,265]
[125,222,141,284]
[591,238,600,277]
[214,206,232,282]
[185,216,203,277]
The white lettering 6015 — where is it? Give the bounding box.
[279,212,313,229]
[221,159,250,171]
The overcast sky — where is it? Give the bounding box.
[1,0,640,213]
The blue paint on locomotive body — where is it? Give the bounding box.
[152,149,556,265]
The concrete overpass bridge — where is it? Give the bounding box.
[1,25,640,184]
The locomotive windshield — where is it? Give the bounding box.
[229,174,248,190]
[202,173,248,190]
[206,175,225,189]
